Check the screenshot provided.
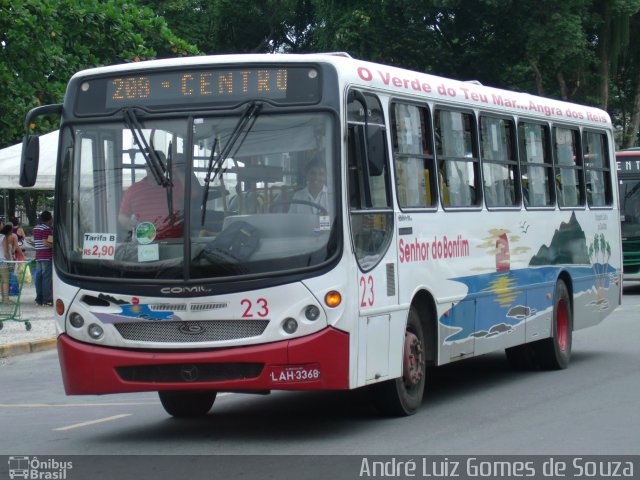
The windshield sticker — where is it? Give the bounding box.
[138,243,159,262]
[316,215,331,231]
[82,233,117,260]
[135,222,157,244]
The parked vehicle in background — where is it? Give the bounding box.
[616,148,640,281]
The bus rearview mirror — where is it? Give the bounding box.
[20,135,40,187]
[366,125,386,176]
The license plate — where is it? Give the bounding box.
[268,364,321,383]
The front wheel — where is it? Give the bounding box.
[534,279,572,370]
[158,390,217,418]
[372,306,426,416]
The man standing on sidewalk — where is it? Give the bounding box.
[33,211,53,306]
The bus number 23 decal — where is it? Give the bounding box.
[360,275,374,307]
[241,298,269,318]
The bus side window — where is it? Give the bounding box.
[391,102,436,208]
[434,109,481,208]
[583,131,612,207]
[480,116,520,208]
[553,127,584,208]
[518,122,554,208]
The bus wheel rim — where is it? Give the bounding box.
[403,331,424,387]
[556,299,569,351]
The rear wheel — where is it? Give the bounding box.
[534,279,572,370]
[372,306,426,416]
[158,390,217,417]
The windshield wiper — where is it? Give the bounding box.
[165,141,174,215]
[624,182,640,200]
[200,101,262,226]
[123,108,169,187]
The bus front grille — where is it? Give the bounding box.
[115,362,264,383]
[113,320,269,343]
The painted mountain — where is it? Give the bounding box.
[529,212,590,265]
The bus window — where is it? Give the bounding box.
[480,116,519,208]
[435,109,480,208]
[347,90,393,271]
[583,131,612,207]
[553,127,585,208]
[518,122,554,208]
[391,102,436,208]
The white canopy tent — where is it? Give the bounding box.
[0,130,58,190]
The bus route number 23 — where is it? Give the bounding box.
[241,298,269,318]
[360,275,374,307]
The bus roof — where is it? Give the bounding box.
[70,53,612,127]
[616,150,640,157]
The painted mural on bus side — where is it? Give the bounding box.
[440,213,617,344]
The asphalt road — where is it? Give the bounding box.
[1,284,639,474]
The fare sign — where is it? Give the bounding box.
[82,233,116,260]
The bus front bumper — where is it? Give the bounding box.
[57,327,349,395]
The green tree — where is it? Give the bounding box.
[1,0,197,220]
[0,0,198,148]
[138,0,317,54]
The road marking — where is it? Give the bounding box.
[54,414,132,431]
[0,402,156,408]
[0,394,232,409]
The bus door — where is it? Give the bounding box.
[347,90,398,384]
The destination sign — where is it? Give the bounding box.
[74,66,321,115]
[617,157,640,173]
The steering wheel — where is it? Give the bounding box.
[269,199,328,215]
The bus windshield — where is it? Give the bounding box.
[56,111,338,280]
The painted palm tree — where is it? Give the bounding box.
[588,233,611,299]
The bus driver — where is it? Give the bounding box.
[119,154,186,240]
[289,159,329,215]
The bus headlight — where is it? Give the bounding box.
[87,323,104,340]
[282,318,298,334]
[69,312,84,328]
[305,305,320,321]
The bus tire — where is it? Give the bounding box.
[372,306,426,416]
[158,390,217,417]
[534,279,572,370]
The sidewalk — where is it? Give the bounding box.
[0,281,57,357]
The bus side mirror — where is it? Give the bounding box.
[20,135,40,187]
[366,124,386,176]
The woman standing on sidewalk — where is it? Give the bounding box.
[0,223,23,303]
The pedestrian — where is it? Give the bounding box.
[10,217,26,243]
[0,223,23,303]
[33,211,53,306]
[10,217,26,260]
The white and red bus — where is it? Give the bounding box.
[21,53,621,417]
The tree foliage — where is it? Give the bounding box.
[4,0,640,153]
[0,0,197,148]
[0,0,197,220]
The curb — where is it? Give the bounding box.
[0,337,57,358]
